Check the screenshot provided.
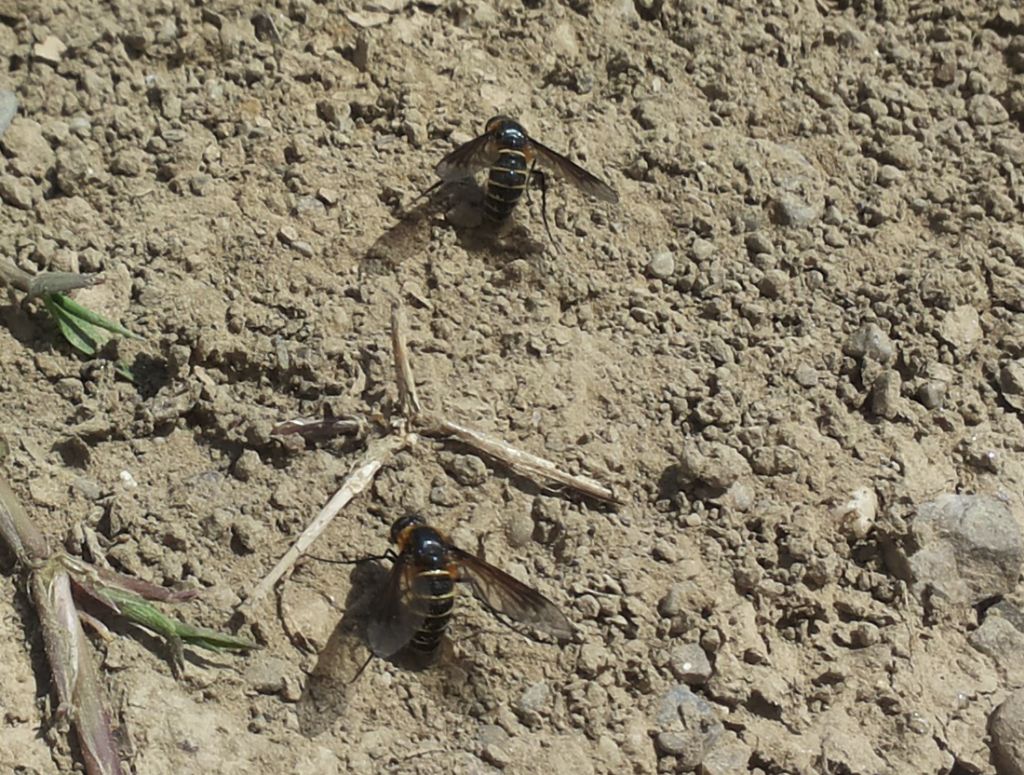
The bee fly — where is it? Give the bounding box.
[434,115,618,246]
[358,515,573,660]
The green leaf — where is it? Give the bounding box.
[98,586,258,655]
[41,293,139,381]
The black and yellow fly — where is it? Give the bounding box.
[367,515,572,659]
[435,115,618,244]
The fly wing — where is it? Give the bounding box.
[449,546,573,640]
[531,139,619,204]
[366,555,426,658]
[435,132,500,182]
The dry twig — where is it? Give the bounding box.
[244,303,621,611]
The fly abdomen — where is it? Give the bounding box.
[484,150,529,223]
[410,567,456,653]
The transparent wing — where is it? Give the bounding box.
[366,555,425,658]
[531,139,619,204]
[449,546,573,640]
[435,132,500,181]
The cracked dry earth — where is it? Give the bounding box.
[2,0,1024,774]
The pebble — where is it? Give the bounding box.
[1,119,55,179]
[577,643,606,678]
[513,681,550,725]
[652,685,723,770]
[870,370,902,420]
[1000,359,1024,411]
[0,90,16,138]
[231,449,262,482]
[771,193,820,227]
[444,453,488,487]
[700,733,753,775]
[658,582,693,618]
[646,250,675,279]
[691,238,714,261]
[938,305,982,354]
[667,643,712,685]
[831,486,878,539]
[969,616,1024,684]
[846,322,896,364]
[33,35,67,64]
[676,441,751,490]
[0,174,34,209]
[992,689,1024,775]
[969,94,1009,125]
[897,494,1024,607]
[506,511,534,548]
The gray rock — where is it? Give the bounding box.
[651,685,723,770]
[969,94,1009,126]
[1,118,55,179]
[992,690,1024,775]
[1001,359,1024,411]
[668,644,712,685]
[700,733,753,775]
[969,616,1024,683]
[892,495,1024,607]
[846,323,896,364]
[646,250,675,279]
[0,90,16,139]
[0,174,34,209]
[444,453,488,487]
[770,192,820,227]
[691,237,715,261]
[938,305,982,354]
[870,370,903,420]
[677,441,751,491]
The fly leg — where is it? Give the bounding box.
[529,167,563,254]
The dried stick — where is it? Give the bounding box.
[391,303,421,416]
[238,433,409,615]
[418,414,621,504]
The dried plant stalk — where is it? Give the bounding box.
[239,433,409,615]
[418,414,621,504]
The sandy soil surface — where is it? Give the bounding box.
[2,1,1024,773]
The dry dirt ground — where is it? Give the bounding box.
[2,0,1024,773]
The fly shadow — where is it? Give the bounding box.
[360,178,548,278]
[296,558,487,738]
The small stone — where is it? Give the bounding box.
[877,164,903,186]
[846,322,896,364]
[793,363,818,387]
[700,733,753,775]
[992,689,1024,775]
[71,477,103,501]
[677,441,751,491]
[652,685,724,770]
[658,583,692,618]
[969,616,1024,684]
[744,231,774,256]
[938,305,982,354]
[0,118,54,179]
[832,487,878,539]
[1000,359,1024,411]
[668,644,712,685]
[291,240,314,258]
[232,450,262,482]
[0,90,16,138]
[770,193,819,227]
[33,35,67,64]
[0,174,34,209]
[876,137,921,170]
[969,94,1009,125]
[870,370,902,420]
[244,655,295,695]
[231,515,265,553]
[577,643,606,678]
[506,511,534,548]
[758,269,789,299]
[513,681,550,724]
[444,454,488,487]
[646,250,675,279]
[691,238,714,261]
[895,494,1024,608]
[277,225,298,245]
[917,381,946,409]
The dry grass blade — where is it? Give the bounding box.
[420,414,621,504]
[391,303,421,416]
[238,433,409,616]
